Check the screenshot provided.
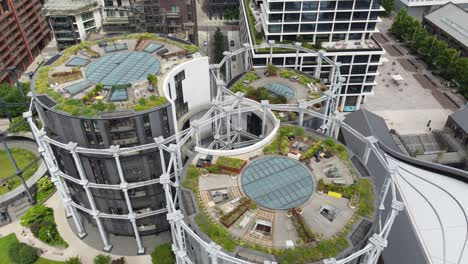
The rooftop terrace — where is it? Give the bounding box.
[33,33,199,117]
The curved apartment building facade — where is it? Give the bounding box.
[34,97,174,238]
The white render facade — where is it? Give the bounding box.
[260,0,383,43]
[240,0,385,111]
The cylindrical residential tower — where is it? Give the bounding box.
[28,34,206,254]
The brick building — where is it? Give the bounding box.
[0,0,51,84]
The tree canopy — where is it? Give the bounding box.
[390,9,467,98]
[213,27,225,63]
[0,82,30,118]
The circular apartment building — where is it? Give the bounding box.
[29,34,208,254]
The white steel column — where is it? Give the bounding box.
[315,50,326,79]
[110,145,145,254]
[243,43,251,71]
[261,100,269,137]
[67,142,112,251]
[298,99,307,127]
[268,40,275,64]
[23,112,88,239]
[294,42,302,70]
[363,136,378,165]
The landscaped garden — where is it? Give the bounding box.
[230,67,324,104]
[181,123,375,263]
[20,205,68,248]
[34,33,196,117]
[0,148,39,195]
[34,176,56,204]
[0,233,65,264]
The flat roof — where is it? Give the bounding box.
[43,0,101,16]
[424,2,468,48]
[388,155,468,264]
[449,106,468,134]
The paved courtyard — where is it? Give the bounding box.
[362,18,455,135]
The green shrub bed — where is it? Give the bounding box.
[20,205,68,247]
[220,200,251,228]
[291,209,315,243]
[151,243,175,264]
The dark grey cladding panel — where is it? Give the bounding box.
[36,95,57,108]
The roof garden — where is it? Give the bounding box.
[34,33,199,117]
[182,125,375,262]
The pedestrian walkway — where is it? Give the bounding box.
[0,193,152,264]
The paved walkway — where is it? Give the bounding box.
[364,17,456,135]
[0,193,152,264]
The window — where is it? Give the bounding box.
[174,70,188,118]
[365,76,376,82]
[81,12,94,21]
[347,85,362,94]
[337,0,353,9]
[352,12,368,20]
[269,25,281,33]
[83,20,96,30]
[284,13,300,22]
[332,33,346,41]
[320,1,336,10]
[302,1,318,11]
[301,13,316,22]
[370,55,380,62]
[269,14,282,22]
[336,12,351,21]
[104,0,113,6]
[367,22,377,31]
[319,12,334,21]
[300,24,315,32]
[317,23,332,32]
[334,23,349,31]
[355,0,371,9]
[350,23,366,31]
[117,0,122,6]
[354,55,369,63]
[351,65,366,74]
[368,65,378,73]
[363,85,373,93]
[316,34,330,42]
[269,2,283,11]
[171,5,179,12]
[348,33,362,40]
[285,2,301,11]
[284,24,299,33]
[1,0,9,13]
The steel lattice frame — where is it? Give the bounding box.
[24,43,403,264]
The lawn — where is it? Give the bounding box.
[0,148,39,195]
[0,234,65,264]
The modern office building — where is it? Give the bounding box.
[206,0,239,19]
[423,2,468,56]
[129,0,198,44]
[43,0,103,50]
[239,0,385,112]
[0,0,51,84]
[28,34,205,253]
[396,0,468,20]
[101,0,134,33]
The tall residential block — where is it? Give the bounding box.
[0,0,51,84]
